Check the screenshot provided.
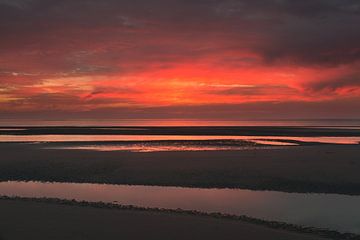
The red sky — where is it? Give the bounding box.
[1,0,360,121]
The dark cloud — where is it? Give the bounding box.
[84,86,140,100]
[1,0,360,79]
[305,73,360,93]
[0,0,34,9]
[209,85,298,96]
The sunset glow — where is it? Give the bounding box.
[1,0,360,120]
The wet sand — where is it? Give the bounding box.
[0,143,359,194]
[0,198,328,240]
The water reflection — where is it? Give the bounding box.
[0,134,359,145]
[0,181,359,234]
[52,144,281,152]
[0,128,26,131]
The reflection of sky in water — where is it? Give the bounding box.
[0,181,359,234]
[0,128,27,131]
[309,126,360,130]
[50,144,291,152]
[0,135,360,145]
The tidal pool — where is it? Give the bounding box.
[0,181,359,234]
[0,135,359,150]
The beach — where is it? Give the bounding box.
[0,143,359,194]
[0,126,360,239]
[0,198,329,240]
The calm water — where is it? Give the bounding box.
[49,144,281,152]
[0,134,359,145]
[1,134,359,152]
[0,181,359,234]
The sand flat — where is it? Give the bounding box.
[0,199,328,240]
[0,143,359,194]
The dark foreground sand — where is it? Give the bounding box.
[0,143,360,194]
[0,199,328,240]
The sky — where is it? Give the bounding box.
[0,0,360,121]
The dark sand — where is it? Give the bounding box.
[1,143,360,194]
[0,198,328,240]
